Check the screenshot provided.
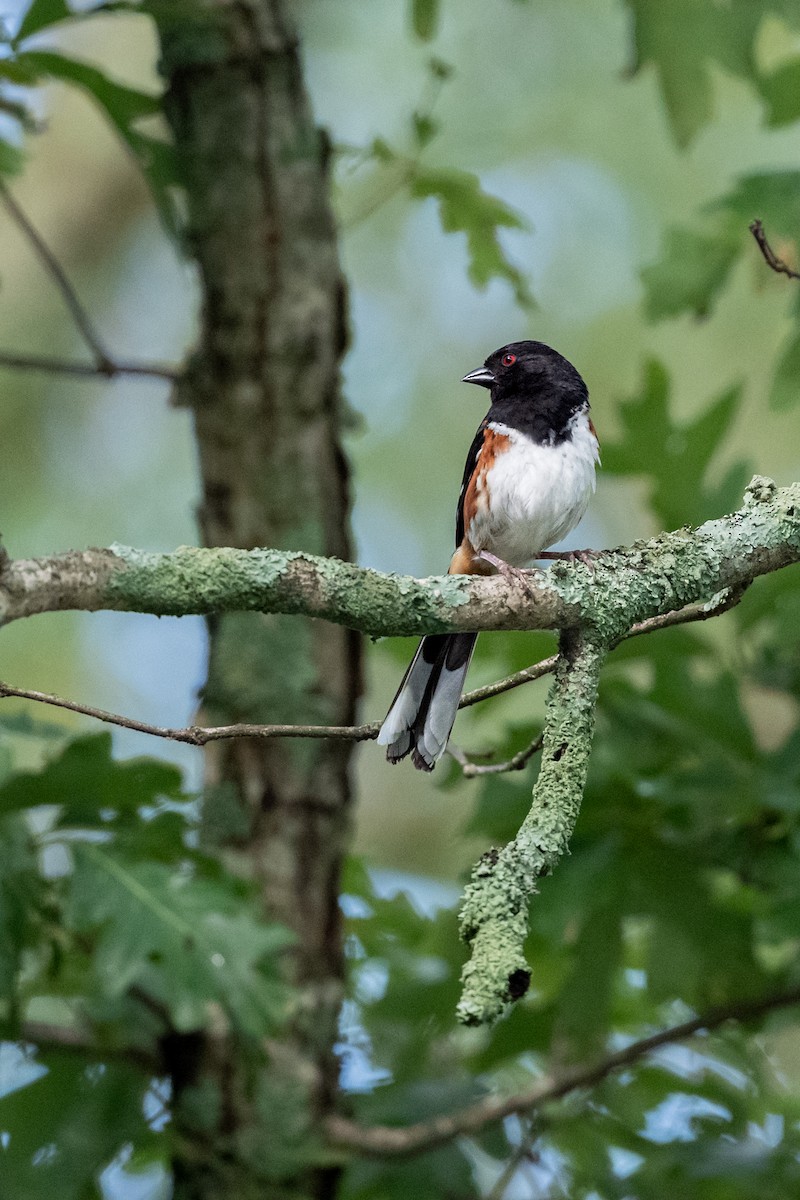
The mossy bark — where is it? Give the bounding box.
[155,3,359,1196]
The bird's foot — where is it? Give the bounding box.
[478,550,537,596]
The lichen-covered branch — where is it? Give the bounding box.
[1,477,799,1033]
[0,476,798,638]
[0,581,748,753]
[0,542,564,632]
[457,631,605,1024]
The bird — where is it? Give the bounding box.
[377,339,600,771]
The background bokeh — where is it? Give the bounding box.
[5,5,800,1196]
[2,0,798,869]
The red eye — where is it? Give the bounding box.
[501,353,516,367]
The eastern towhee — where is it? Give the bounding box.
[377,340,600,771]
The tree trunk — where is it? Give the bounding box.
[155,2,359,1195]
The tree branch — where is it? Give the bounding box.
[457,656,558,708]
[326,984,800,1157]
[0,180,181,383]
[458,631,606,1024]
[0,481,788,1028]
[0,477,794,638]
[0,679,381,744]
[0,581,749,752]
[750,218,800,281]
[18,1019,159,1072]
[0,350,180,383]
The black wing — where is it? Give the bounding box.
[454,418,488,548]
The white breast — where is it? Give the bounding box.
[467,412,599,567]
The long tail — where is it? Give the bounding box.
[377,633,478,771]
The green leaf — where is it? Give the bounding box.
[768,325,800,411]
[0,815,44,1006]
[642,225,741,320]
[0,733,185,824]
[719,170,800,244]
[69,843,291,1036]
[0,1050,156,1200]
[18,48,159,118]
[551,898,623,1055]
[758,58,800,126]
[411,168,533,306]
[0,709,69,740]
[411,0,440,41]
[0,138,24,178]
[642,170,800,323]
[15,0,72,43]
[411,111,438,148]
[15,50,180,235]
[627,0,759,146]
[601,360,750,528]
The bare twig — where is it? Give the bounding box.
[326,984,800,1157]
[0,586,750,750]
[19,1019,160,1071]
[0,350,180,383]
[0,178,115,369]
[486,1119,541,1200]
[457,656,557,708]
[750,218,800,281]
[449,733,544,777]
[0,180,181,383]
[0,680,381,745]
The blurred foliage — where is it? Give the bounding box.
[0,732,290,1195]
[0,0,180,232]
[1,0,800,1198]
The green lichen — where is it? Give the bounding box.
[105,545,475,636]
[457,634,606,1025]
[107,545,294,617]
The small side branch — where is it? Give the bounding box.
[457,631,606,1025]
[449,733,544,777]
[0,351,180,383]
[0,583,752,750]
[750,218,800,281]
[0,181,181,384]
[327,984,800,1157]
[0,679,381,744]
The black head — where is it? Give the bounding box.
[462,340,588,444]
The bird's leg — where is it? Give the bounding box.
[478,550,537,596]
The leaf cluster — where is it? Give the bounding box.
[0,732,290,1198]
[0,0,180,232]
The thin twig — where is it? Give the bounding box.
[326,984,800,1157]
[0,180,181,383]
[448,733,544,777]
[486,1119,541,1200]
[0,587,750,750]
[0,681,381,744]
[749,218,800,281]
[457,656,557,708]
[19,1019,159,1072]
[0,350,180,383]
[622,582,749,642]
[0,178,115,369]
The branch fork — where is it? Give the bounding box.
[1,477,799,1023]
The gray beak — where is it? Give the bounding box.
[461,366,495,389]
